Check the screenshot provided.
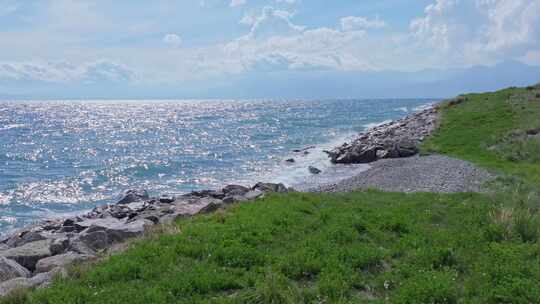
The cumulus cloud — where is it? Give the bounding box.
[340,16,387,31]
[225,7,376,72]
[163,34,182,48]
[410,0,540,64]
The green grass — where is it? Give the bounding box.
[422,86,540,185]
[8,191,540,304]
[5,84,540,303]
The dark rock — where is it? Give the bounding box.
[76,218,152,247]
[35,253,93,274]
[292,146,315,153]
[49,238,70,255]
[330,145,379,164]
[285,158,295,163]
[5,231,46,248]
[68,239,96,256]
[0,240,52,271]
[526,128,540,135]
[186,190,225,199]
[253,182,289,193]
[159,196,175,204]
[222,185,250,196]
[59,226,77,233]
[79,230,109,251]
[117,189,149,205]
[308,166,322,174]
[0,257,30,283]
[62,219,75,227]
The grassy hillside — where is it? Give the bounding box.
[423,84,540,185]
[4,85,540,303]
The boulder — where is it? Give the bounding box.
[0,257,30,283]
[68,239,96,255]
[285,158,295,163]
[243,190,264,201]
[253,182,289,193]
[49,237,70,255]
[0,240,52,271]
[117,189,149,205]
[331,145,379,164]
[35,252,93,274]
[170,197,224,217]
[5,231,46,248]
[308,166,322,174]
[76,218,152,248]
[0,277,33,297]
[30,267,67,288]
[222,185,250,196]
[79,230,109,251]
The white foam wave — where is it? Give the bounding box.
[0,124,25,131]
[363,120,392,130]
[413,103,435,112]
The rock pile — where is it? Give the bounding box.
[0,182,291,297]
[324,107,439,164]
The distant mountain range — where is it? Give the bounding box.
[1,60,539,100]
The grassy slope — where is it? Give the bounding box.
[5,85,540,304]
[422,86,540,184]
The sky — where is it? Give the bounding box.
[0,0,539,99]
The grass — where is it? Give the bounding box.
[7,191,540,303]
[422,86,540,185]
[4,84,540,303]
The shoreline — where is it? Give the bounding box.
[0,99,492,295]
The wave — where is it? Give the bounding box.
[0,124,26,131]
[363,120,392,130]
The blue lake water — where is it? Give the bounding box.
[0,98,435,233]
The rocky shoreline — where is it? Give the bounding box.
[324,106,439,164]
[0,100,485,297]
[0,182,291,296]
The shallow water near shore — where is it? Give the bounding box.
[0,98,435,233]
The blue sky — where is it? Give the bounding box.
[0,0,539,98]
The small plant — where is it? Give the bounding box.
[488,191,540,242]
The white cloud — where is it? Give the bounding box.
[0,60,137,84]
[410,0,540,65]
[340,16,387,31]
[225,7,377,72]
[163,34,182,48]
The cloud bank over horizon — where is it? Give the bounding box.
[0,0,539,98]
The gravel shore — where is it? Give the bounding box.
[313,154,495,193]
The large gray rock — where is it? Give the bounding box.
[0,277,33,297]
[252,182,289,193]
[117,189,149,205]
[76,218,153,250]
[0,240,52,271]
[0,267,67,296]
[0,257,30,283]
[49,237,70,255]
[35,253,93,274]
[79,230,109,251]
[222,185,250,196]
[5,231,46,248]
